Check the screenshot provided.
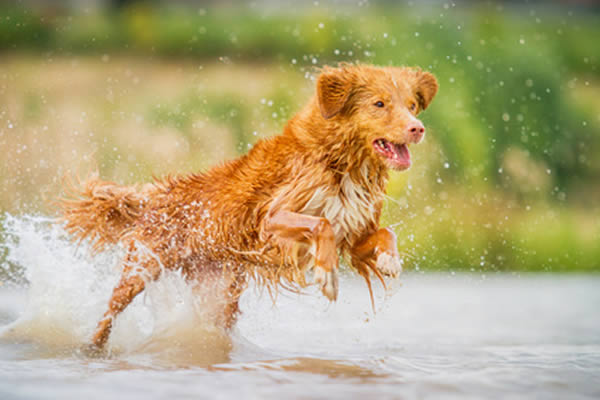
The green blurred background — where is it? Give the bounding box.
[1,0,599,273]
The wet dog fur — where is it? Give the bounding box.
[60,64,438,349]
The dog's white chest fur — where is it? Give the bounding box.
[301,167,379,244]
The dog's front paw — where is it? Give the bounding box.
[376,252,403,278]
[313,265,338,301]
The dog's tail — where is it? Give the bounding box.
[59,174,153,251]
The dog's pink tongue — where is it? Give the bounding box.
[392,143,411,168]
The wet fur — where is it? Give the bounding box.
[60,64,438,348]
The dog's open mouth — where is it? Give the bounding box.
[373,139,411,170]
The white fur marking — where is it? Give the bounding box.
[301,162,380,244]
[313,265,338,300]
[376,252,403,278]
[301,187,329,215]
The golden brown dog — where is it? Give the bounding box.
[61,64,438,349]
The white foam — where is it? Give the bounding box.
[0,214,231,365]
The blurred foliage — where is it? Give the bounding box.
[0,3,598,273]
[1,4,598,192]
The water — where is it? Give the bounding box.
[1,215,599,399]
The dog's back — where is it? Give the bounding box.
[61,134,298,263]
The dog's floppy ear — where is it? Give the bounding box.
[317,66,353,119]
[413,70,438,110]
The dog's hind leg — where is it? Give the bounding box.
[186,264,247,331]
[222,269,247,329]
[91,251,161,349]
[263,210,339,300]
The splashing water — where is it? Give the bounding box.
[1,214,599,399]
[0,214,232,365]
[0,213,404,366]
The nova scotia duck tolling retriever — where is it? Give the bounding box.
[60,64,438,349]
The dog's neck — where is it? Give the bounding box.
[284,97,389,188]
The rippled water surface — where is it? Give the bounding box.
[1,216,599,399]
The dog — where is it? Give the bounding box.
[61,64,438,349]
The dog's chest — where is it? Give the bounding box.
[301,173,380,244]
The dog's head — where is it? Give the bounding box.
[316,64,438,170]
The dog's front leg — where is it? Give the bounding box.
[351,227,402,279]
[350,227,402,308]
[263,210,338,300]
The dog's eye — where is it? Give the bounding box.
[374,101,385,108]
[410,102,417,112]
